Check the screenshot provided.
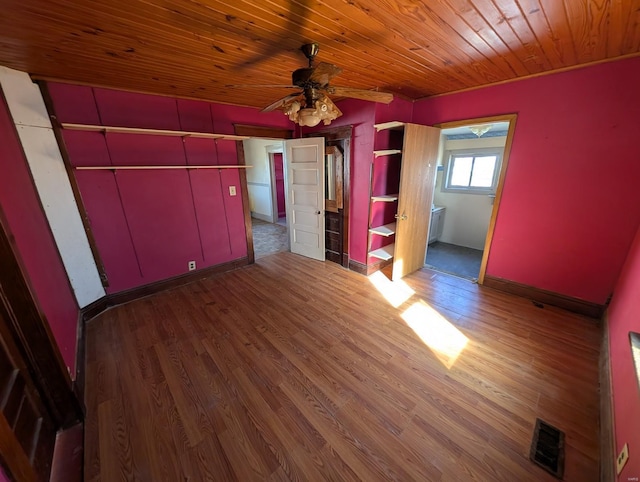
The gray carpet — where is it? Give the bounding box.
[252,218,289,259]
[425,241,483,280]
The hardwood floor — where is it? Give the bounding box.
[85,252,601,481]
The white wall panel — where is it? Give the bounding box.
[0,67,105,307]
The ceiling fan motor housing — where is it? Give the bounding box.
[292,68,316,87]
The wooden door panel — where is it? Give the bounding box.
[0,292,57,482]
[393,124,441,280]
[284,138,325,261]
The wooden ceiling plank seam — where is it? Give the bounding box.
[622,0,640,52]
[606,0,626,56]
[517,0,567,69]
[490,0,555,71]
[537,0,579,64]
[561,0,593,64]
[442,0,532,76]
[589,0,612,61]
[474,0,551,73]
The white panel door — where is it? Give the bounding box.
[284,138,325,261]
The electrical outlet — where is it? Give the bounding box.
[617,443,629,475]
[188,260,196,271]
[229,185,237,196]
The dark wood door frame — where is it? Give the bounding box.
[305,126,352,268]
[233,124,294,264]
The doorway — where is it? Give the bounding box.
[243,138,290,260]
[425,115,517,283]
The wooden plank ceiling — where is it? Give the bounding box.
[0,0,638,109]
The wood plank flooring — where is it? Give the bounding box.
[85,252,601,481]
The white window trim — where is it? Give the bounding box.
[442,148,503,195]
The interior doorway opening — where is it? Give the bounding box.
[243,138,290,260]
[425,115,517,283]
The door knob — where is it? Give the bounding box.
[394,213,407,221]
[316,210,321,215]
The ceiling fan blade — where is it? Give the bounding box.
[261,93,303,113]
[309,62,343,85]
[225,84,298,89]
[328,86,394,104]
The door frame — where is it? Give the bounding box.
[304,126,352,268]
[233,125,294,264]
[434,114,518,284]
[266,144,285,224]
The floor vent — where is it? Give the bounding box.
[530,418,565,479]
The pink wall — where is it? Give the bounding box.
[607,223,640,480]
[413,57,640,304]
[0,92,79,373]
[48,83,290,293]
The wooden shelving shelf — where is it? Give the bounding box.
[371,194,399,202]
[61,123,250,141]
[75,165,252,170]
[368,244,395,261]
[373,149,402,158]
[369,223,396,237]
[374,121,405,132]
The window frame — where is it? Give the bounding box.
[442,148,503,195]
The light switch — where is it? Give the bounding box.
[229,185,237,196]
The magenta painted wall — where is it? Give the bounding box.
[0,92,79,373]
[607,223,640,481]
[48,83,290,293]
[413,57,640,304]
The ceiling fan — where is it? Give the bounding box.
[235,43,394,127]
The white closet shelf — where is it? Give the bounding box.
[373,149,402,157]
[371,194,398,202]
[61,123,250,141]
[369,223,396,237]
[75,165,252,170]
[368,244,395,261]
[374,121,405,131]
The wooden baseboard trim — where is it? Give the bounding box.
[348,258,392,276]
[483,275,605,318]
[599,311,616,482]
[348,259,368,275]
[80,297,110,322]
[108,257,250,307]
[80,257,249,322]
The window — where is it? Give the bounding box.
[443,149,502,194]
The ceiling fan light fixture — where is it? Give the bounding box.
[297,107,322,127]
[468,124,492,137]
[286,95,342,127]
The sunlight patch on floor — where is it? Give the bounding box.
[401,300,469,369]
[368,270,415,308]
